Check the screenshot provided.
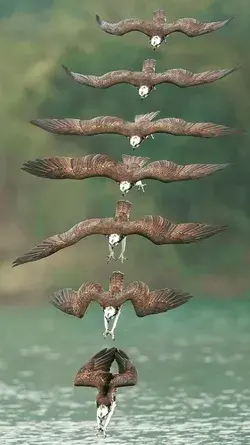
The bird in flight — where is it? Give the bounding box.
[30,111,243,150]
[96,9,235,49]
[22,153,230,196]
[62,59,240,100]
[49,271,192,340]
[12,200,227,267]
[74,347,137,437]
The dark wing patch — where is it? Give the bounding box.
[148,118,243,137]
[73,348,116,388]
[111,349,137,388]
[153,67,240,87]
[135,160,230,183]
[96,15,152,36]
[164,16,235,37]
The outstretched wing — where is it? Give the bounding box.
[62,65,138,88]
[22,154,122,182]
[30,116,129,136]
[12,218,114,267]
[96,14,152,36]
[164,16,235,37]
[111,349,137,388]
[73,347,116,389]
[147,118,243,138]
[153,67,240,87]
[49,281,104,318]
[124,216,227,245]
[122,281,192,317]
[134,160,230,183]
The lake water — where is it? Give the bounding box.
[0,299,249,444]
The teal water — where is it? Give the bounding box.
[0,300,250,444]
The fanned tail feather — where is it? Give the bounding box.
[122,154,150,168]
[109,271,124,293]
[115,200,132,219]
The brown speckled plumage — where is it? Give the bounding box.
[73,348,137,407]
[62,58,240,91]
[49,271,192,319]
[12,200,227,267]
[95,10,235,39]
[29,111,243,141]
[22,153,230,188]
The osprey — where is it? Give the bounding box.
[73,347,137,437]
[30,111,243,150]
[62,59,240,99]
[49,271,192,340]
[12,199,227,267]
[95,9,235,49]
[22,153,230,196]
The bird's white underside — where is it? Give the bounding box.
[97,401,117,437]
[104,306,116,320]
[129,135,142,148]
[138,85,150,98]
[119,181,132,194]
[108,233,121,247]
[150,35,162,47]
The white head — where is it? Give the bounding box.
[129,135,141,149]
[104,306,116,321]
[120,181,132,195]
[150,35,162,48]
[97,404,109,420]
[108,233,121,247]
[138,85,150,99]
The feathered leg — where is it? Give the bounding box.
[103,313,110,338]
[135,180,147,193]
[118,237,127,263]
[102,401,116,437]
[109,308,122,340]
[107,244,116,263]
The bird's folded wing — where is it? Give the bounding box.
[111,349,137,388]
[136,160,229,182]
[123,282,192,317]
[153,67,238,87]
[74,348,116,388]
[49,281,104,318]
[12,218,109,267]
[30,116,128,136]
[22,154,122,181]
[148,118,242,137]
[63,66,138,88]
[96,15,152,36]
[164,16,234,37]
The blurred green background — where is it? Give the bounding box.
[0,0,249,304]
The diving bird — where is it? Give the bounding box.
[95,9,235,49]
[12,200,227,268]
[30,111,243,150]
[22,153,230,196]
[74,348,137,437]
[62,59,240,99]
[49,271,192,340]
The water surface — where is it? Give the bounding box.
[0,300,249,444]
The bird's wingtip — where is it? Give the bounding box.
[95,14,101,24]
